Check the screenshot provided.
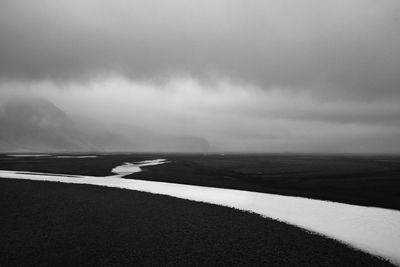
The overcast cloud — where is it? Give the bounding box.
[1,0,400,153]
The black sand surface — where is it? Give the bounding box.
[0,179,393,266]
[130,154,400,210]
[2,153,398,210]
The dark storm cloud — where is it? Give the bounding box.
[1,0,400,100]
[1,0,400,153]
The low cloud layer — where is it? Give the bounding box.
[1,0,400,153]
[1,77,400,153]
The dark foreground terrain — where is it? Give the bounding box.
[0,179,393,266]
[1,153,399,210]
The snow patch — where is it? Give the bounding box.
[111,159,168,177]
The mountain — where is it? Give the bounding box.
[0,96,210,153]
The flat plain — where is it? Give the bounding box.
[2,153,399,209]
[0,153,398,266]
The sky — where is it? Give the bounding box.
[1,0,400,153]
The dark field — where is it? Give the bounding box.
[0,179,393,266]
[1,153,400,210]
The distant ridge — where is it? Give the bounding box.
[0,96,210,153]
